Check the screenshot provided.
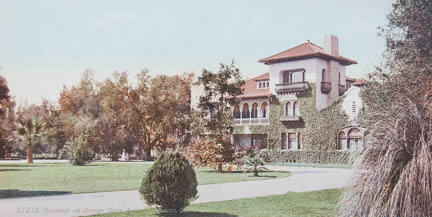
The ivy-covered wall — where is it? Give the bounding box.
[233,85,349,151]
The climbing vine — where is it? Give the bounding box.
[233,85,350,164]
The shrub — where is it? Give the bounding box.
[244,156,269,177]
[140,152,198,214]
[64,116,95,166]
[232,146,261,170]
[66,135,94,166]
[186,140,224,168]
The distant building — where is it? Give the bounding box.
[193,35,368,151]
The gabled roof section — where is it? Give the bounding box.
[353,78,367,86]
[259,42,357,65]
[346,76,356,82]
[237,73,271,99]
[252,73,269,81]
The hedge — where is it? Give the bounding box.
[258,149,354,165]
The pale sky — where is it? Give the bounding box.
[0,0,394,105]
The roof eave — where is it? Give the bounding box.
[259,54,357,65]
[238,94,271,100]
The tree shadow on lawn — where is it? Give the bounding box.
[0,164,57,168]
[0,189,71,199]
[158,212,237,217]
[0,168,30,172]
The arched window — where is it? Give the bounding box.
[251,103,258,118]
[322,69,326,82]
[233,105,240,119]
[337,131,346,150]
[262,102,268,118]
[347,128,362,150]
[293,101,300,116]
[242,103,250,118]
[285,102,291,116]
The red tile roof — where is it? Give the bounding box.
[252,73,269,81]
[352,78,367,86]
[237,73,271,99]
[259,42,357,65]
[345,76,356,82]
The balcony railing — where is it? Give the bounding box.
[320,82,331,94]
[275,82,309,93]
[339,84,346,96]
[233,118,269,125]
[280,115,302,122]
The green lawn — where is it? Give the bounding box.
[0,162,290,199]
[90,188,342,217]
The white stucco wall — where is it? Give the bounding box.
[314,58,347,110]
[268,58,318,95]
[341,86,363,121]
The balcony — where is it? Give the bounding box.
[339,84,346,96]
[233,118,269,125]
[280,115,302,122]
[275,82,309,93]
[320,82,332,94]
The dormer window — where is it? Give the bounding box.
[256,79,269,89]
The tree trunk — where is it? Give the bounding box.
[111,154,119,161]
[145,149,152,161]
[27,144,33,164]
[217,162,223,172]
[253,166,258,177]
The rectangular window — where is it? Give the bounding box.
[281,133,286,149]
[252,134,267,149]
[288,133,297,150]
[297,133,301,149]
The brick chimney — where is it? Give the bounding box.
[324,35,339,56]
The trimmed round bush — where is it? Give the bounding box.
[139,152,198,214]
[66,135,94,166]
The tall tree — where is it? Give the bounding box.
[196,61,245,162]
[58,71,101,160]
[145,73,193,149]
[0,75,14,159]
[58,70,101,119]
[97,72,137,160]
[41,101,68,154]
[16,117,44,163]
[94,70,193,160]
[338,1,432,216]
[124,71,193,159]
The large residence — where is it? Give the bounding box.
[192,35,368,152]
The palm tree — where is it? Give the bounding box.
[244,156,269,177]
[16,118,44,163]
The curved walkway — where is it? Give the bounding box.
[0,166,353,217]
